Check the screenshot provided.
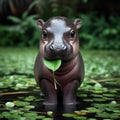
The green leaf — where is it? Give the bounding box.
[24,96,36,101]
[43,59,62,89]
[47,111,53,116]
[94,83,102,90]
[42,118,53,120]
[37,115,45,119]
[74,110,91,115]
[22,11,28,20]
[15,101,30,107]
[2,112,11,118]
[62,113,76,117]
[8,16,21,23]
[43,59,62,71]
[24,105,35,110]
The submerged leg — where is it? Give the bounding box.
[63,80,79,105]
[40,79,57,105]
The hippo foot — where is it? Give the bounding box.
[63,101,78,105]
[43,101,57,105]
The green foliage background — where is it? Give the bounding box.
[0,47,120,119]
[0,0,120,50]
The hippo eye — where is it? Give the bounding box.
[42,30,47,38]
[70,30,75,38]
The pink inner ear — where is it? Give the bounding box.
[37,19,45,29]
[74,19,82,29]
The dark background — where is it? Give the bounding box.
[0,0,120,49]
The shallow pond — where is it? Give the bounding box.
[0,47,120,120]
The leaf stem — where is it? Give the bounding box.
[52,71,60,90]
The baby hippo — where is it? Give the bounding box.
[34,16,84,105]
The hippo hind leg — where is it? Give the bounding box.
[40,79,57,105]
[63,80,80,105]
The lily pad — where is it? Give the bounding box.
[47,111,53,116]
[15,101,30,107]
[62,113,76,118]
[24,96,36,101]
[94,83,102,90]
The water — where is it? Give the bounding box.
[0,48,120,119]
[0,81,120,120]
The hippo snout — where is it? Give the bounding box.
[49,39,68,52]
[49,43,67,52]
[45,41,73,60]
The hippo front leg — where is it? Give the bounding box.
[63,80,80,105]
[40,79,57,105]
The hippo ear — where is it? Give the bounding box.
[37,19,45,29]
[74,19,82,29]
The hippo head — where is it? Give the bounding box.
[37,16,82,61]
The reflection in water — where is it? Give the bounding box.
[35,91,87,119]
[44,104,76,120]
[39,91,77,119]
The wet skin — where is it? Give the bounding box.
[34,16,84,105]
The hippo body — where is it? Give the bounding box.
[34,17,84,105]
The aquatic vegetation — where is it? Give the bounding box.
[0,47,120,119]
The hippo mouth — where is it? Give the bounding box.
[44,44,73,61]
[44,51,73,62]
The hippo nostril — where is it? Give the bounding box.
[50,44,55,51]
[62,45,67,51]
[50,44,67,51]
